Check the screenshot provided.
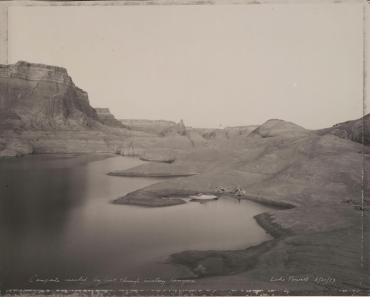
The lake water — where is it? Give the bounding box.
[0,155,272,288]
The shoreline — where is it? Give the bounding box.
[0,152,118,164]
[254,212,293,239]
[4,152,367,292]
[170,216,281,278]
[112,188,199,206]
[113,185,298,209]
[110,180,296,279]
[108,171,197,178]
[170,207,293,278]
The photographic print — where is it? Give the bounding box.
[0,0,369,295]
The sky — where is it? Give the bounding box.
[7,2,369,129]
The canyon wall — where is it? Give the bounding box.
[0,61,100,130]
[0,62,201,158]
[0,61,119,157]
[1,61,368,161]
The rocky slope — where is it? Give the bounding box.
[113,118,370,292]
[95,108,125,128]
[318,113,370,145]
[0,137,32,158]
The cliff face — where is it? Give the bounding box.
[0,62,201,158]
[0,62,127,157]
[0,61,99,130]
[95,108,124,128]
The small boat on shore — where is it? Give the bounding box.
[189,194,219,203]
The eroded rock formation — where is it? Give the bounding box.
[0,61,100,130]
[95,108,125,128]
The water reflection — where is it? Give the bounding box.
[0,155,92,287]
[0,155,272,289]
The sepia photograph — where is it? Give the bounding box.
[0,0,369,295]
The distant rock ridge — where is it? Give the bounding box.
[120,119,177,126]
[160,119,187,136]
[1,61,369,163]
[249,119,308,138]
[120,118,188,137]
[120,119,178,135]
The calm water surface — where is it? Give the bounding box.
[0,155,272,287]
